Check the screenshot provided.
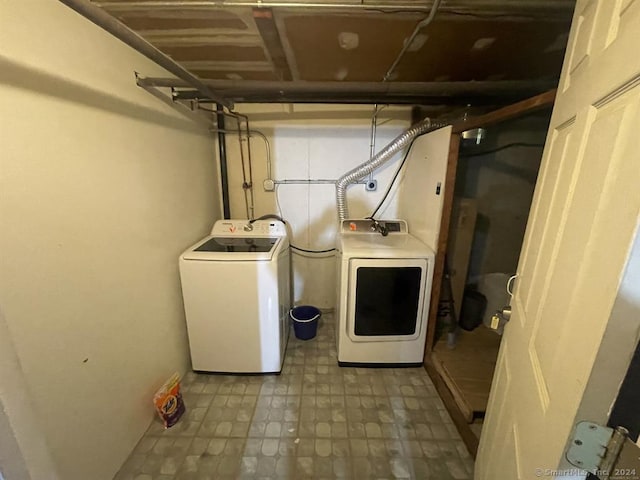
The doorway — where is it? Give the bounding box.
[431,112,551,438]
[421,90,558,455]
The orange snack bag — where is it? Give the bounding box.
[153,373,186,428]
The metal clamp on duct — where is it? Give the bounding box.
[335,117,447,221]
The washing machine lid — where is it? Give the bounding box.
[182,235,284,261]
[196,237,277,253]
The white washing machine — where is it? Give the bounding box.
[335,219,435,366]
[179,219,291,373]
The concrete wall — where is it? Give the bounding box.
[0,1,219,478]
[455,115,550,279]
[224,105,450,308]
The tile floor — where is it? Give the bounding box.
[115,315,474,479]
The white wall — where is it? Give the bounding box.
[0,310,59,480]
[0,2,219,479]
[386,126,453,250]
[224,104,413,308]
[223,106,451,309]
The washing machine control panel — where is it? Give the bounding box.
[211,219,287,236]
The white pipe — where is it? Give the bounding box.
[274,179,368,185]
[335,117,447,221]
[96,0,438,12]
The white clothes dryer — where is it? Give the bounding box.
[335,219,435,366]
[179,219,291,373]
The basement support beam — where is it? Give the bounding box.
[135,73,214,126]
[140,77,557,95]
[452,89,557,132]
[94,0,576,17]
[136,77,558,105]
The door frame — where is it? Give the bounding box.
[420,89,558,456]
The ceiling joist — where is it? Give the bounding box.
[252,8,293,81]
[61,0,575,113]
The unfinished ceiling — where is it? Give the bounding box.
[85,0,576,109]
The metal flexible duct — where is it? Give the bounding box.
[335,117,447,221]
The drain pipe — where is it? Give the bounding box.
[216,104,231,219]
[335,117,447,221]
[383,0,442,82]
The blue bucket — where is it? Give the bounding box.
[290,305,321,340]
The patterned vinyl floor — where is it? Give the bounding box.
[115,314,474,479]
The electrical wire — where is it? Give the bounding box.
[459,142,545,158]
[275,183,284,219]
[249,130,272,180]
[361,7,544,19]
[369,138,416,218]
[445,10,542,19]
[383,0,442,82]
[367,104,390,186]
[250,214,286,224]
[368,141,544,218]
[292,245,336,254]
[274,184,337,256]
[206,127,271,179]
[199,106,338,256]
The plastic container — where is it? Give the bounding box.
[290,305,321,340]
[459,290,487,331]
[476,273,512,334]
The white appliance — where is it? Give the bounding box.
[179,219,291,373]
[336,219,435,366]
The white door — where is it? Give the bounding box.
[475,1,640,478]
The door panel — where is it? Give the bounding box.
[476,0,640,477]
[565,0,599,80]
[520,122,575,321]
[476,345,511,478]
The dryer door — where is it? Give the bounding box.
[347,258,427,342]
